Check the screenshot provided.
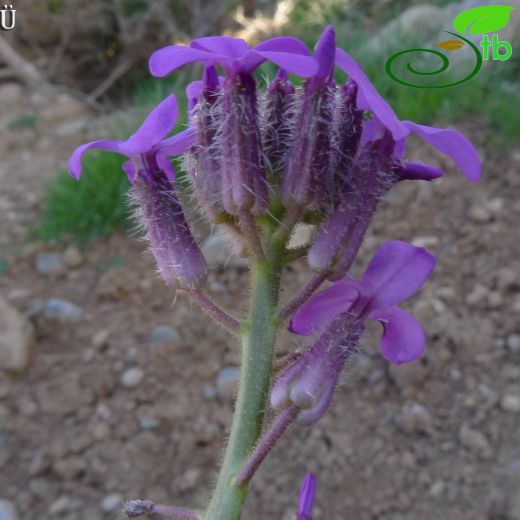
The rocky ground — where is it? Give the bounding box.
[1,79,520,520]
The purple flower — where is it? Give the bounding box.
[149,35,318,78]
[296,473,316,520]
[68,95,207,289]
[292,240,436,364]
[69,95,194,183]
[335,48,481,182]
[272,241,434,426]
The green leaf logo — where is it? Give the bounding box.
[452,4,514,35]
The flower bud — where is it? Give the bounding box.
[272,316,363,426]
[221,72,268,216]
[132,165,207,289]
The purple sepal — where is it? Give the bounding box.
[132,169,207,289]
[220,73,268,216]
[296,474,316,520]
[272,316,364,425]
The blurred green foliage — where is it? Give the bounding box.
[35,152,131,244]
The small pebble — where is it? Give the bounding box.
[148,325,180,345]
[501,394,520,413]
[101,493,123,513]
[216,367,239,400]
[506,334,520,351]
[121,368,144,388]
[63,246,84,268]
[43,298,82,321]
[468,205,492,223]
[0,499,19,520]
[35,253,63,275]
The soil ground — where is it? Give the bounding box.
[1,82,520,520]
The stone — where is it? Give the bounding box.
[468,204,492,223]
[48,496,70,514]
[92,330,110,350]
[0,298,33,372]
[506,334,520,352]
[96,266,138,300]
[216,366,239,400]
[63,246,84,268]
[0,499,18,520]
[121,368,144,388]
[459,423,492,459]
[34,253,64,275]
[42,298,82,321]
[495,268,518,292]
[101,493,123,512]
[148,325,180,345]
[501,394,520,413]
[396,403,433,435]
[465,284,489,308]
[202,230,247,269]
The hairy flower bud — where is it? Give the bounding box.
[221,73,268,216]
[262,69,295,176]
[132,164,207,289]
[187,66,226,222]
[272,315,363,426]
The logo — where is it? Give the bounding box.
[385,5,514,88]
[1,4,16,31]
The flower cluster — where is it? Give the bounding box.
[68,24,480,520]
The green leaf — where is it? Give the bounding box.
[452,5,514,35]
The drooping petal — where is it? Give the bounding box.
[123,94,179,154]
[369,306,426,365]
[290,280,360,336]
[335,48,408,141]
[68,139,126,179]
[402,121,481,182]
[149,45,221,77]
[191,36,249,58]
[361,241,436,311]
[160,128,196,156]
[398,161,444,181]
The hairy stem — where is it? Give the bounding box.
[187,289,240,335]
[236,405,297,485]
[204,236,285,520]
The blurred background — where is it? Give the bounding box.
[1,0,519,519]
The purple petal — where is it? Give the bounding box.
[122,160,137,183]
[362,241,436,311]
[123,95,179,154]
[155,152,175,181]
[160,128,196,156]
[369,306,426,365]
[248,50,318,77]
[191,36,249,58]
[186,69,224,110]
[149,46,221,77]
[402,121,481,182]
[68,139,125,179]
[314,26,336,79]
[398,161,444,181]
[297,473,316,520]
[290,280,360,336]
[335,49,408,141]
[254,36,311,56]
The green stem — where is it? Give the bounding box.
[204,239,285,520]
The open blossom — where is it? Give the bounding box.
[68,95,207,289]
[272,241,435,425]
